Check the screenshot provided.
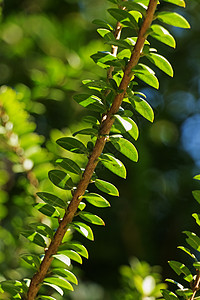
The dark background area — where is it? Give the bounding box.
[1,0,200,298]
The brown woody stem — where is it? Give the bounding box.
[26,1,157,299]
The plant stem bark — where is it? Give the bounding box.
[26,1,157,299]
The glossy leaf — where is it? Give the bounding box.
[169,260,193,282]
[163,0,185,6]
[44,277,73,291]
[52,269,78,285]
[56,137,88,155]
[29,222,54,238]
[55,158,82,175]
[133,63,159,89]
[59,241,89,259]
[95,179,119,196]
[21,254,41,270]
[113,115,139,140]
[83,192,110,207]
[157,11,190,29]
[92,19,113,30]
[48,170,74,190]
[79,211,105,226]
[37,192,66,208]
[74,93,106,112]
[21,231,46,248]
[91,51,119,68]
[192,213,200,227]
[161,289,178,299]
[58,250,82,264]
[43,282,63,296]
[53,254,71,267]
[129,95,154,122]
[39,296,57,300]
[107,8,138,29]
[150,24,176,48]
[100,153,127,178]
[146,53,173,77]
[33,203,60,218]
[0,280,23,297]
[97,28,113,41]
[71,222,94,241]
[82,115,100,125]
[193,262,200,270]
[73,128,98,137]
[184,231,200,251]
[78,202,86,211]
[178,246,197,260]
[118,0,147,16]
[194,174,200,181]
[110,135,138,162]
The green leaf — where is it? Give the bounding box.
[56,137,88,154]
[100,153,127,178]
[0,281,23,297]
[44,277,73,291]
[73,94,106,113]
[193,262,200,270]
[165,279,184,289]
[71,221,94,241]
[169,260,193,282]
[43,282,63,296]
[192,190,200,204]
[113,115,139,140]
[83,192,110,208]
[73,128,98,137]
[192,213,200,227]
[91,51,119,68]
[94,179,119,196]
[33,203,60,218]
[129,95,154,122]
[52,269,78,285]
[78,202,86,211]
[107,8,138,29]
[58,250,82,264]
[176,289,193,298]
[29,222,54,238]
[59,241,89,259]
[21,254,41,270]
[118,1,147,16]
[150,24,176,48]
[184,231,200,252]
[146,53,173,77]
[48,170,74,190]
[194,174,200,181]
[55,158,82,175]
[97,28,113,41]
[161,289,179,300]
[110,135,138,162]
[82,115,100,125]
[163,0,185,7]
[157,11,190,29]
[133,63,159,89]
[37,192,66,209]
[92,19,113,30]
[178,246,197,260]
[79,211,105,226]
[53,254,71,267]
[21,231,46,248]
[105,39,132,50]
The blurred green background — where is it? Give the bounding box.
[0,0,200,299]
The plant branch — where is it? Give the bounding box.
[26,1,157,299]
[190,270,200,300]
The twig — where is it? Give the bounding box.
[26,1,158,299]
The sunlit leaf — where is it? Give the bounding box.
[95,179,119,196]
[162,0,185,6]
[92,19,113,30]
[150,24,176,48]
[169,260,193,282]
[21,254,41,270]
[83,192,110,207]
[100,153,126,178]
[97,28,113,41]
[192,190,200,204]
[52,269,78,285]
[29,222,54,238]
[33,203,60,218]
[157,11,190,29]
[55,158,82,175]
[71,222,94,241]
[44,277,73,291]
[43,282,63,296]
[79,211,105,226]
[56,137,88,155]
[48,170,74,190]
[58,249,82,264]
[113,115,139,140]
[74,94,106,112]
[161,289,179,299]
[21,231,46,248]
[37,192,66,208]
[128,95,154,122]
[184,231,200,252]
[133,63,159,89]
[73,128,98,137]
[107,8,138,29]
[53,254,71,267]
[178,246,197,260]
[110,135,138,162]
[146,53,173,77]
[59,241,89,259]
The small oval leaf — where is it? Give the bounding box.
[79,211,105,226]
[100,154,127,178]
[37,192,66,208]
[94,179,119,196]
[56,137,88,155]
[71,221,94,241]
[48,170,74,190]
[55,158,82,175]
[83,192,110,207]
[157,11,190,29]
[110,136,138,162]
